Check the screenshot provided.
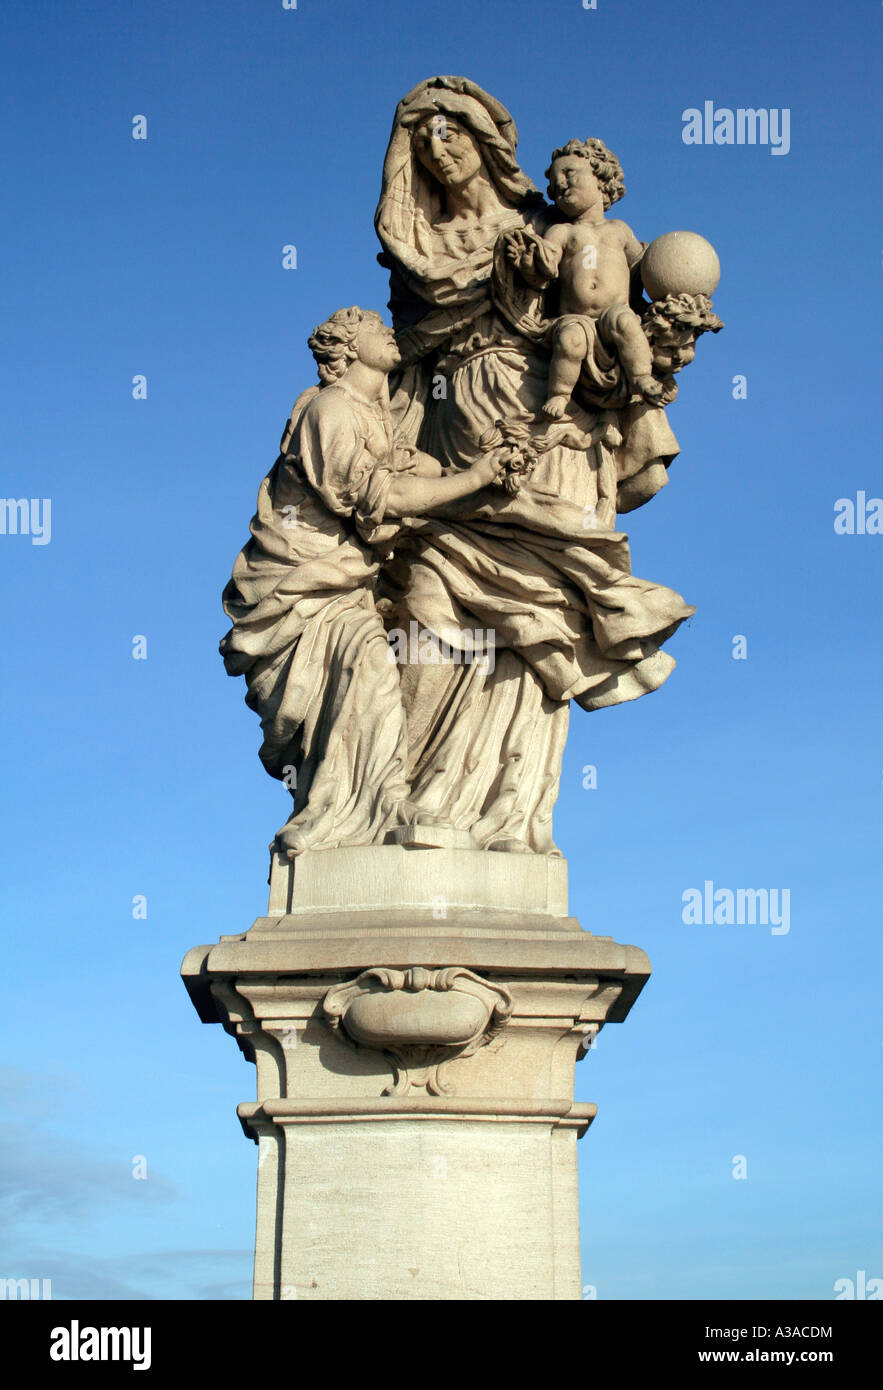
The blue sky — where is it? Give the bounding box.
[1,0,880,1300]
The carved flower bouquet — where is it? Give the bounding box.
[477,420,539,496]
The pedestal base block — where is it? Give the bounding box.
[182,848,650,1301]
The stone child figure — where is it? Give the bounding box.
[642,292,723,404]
[220,306,503,858]
[503,137,661,417]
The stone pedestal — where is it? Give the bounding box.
[181,846,649,1301]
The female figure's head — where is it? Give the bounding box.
[388,76,535,207]
[308,307,399,385]
[411,113,487,194]
[375,77,540,310]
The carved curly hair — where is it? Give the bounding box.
[308,306,382,385]
[643,293,723,338]
[545,137,626,211]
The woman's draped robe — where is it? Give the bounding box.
[385,325,694,853]
[220,383,410,854]
[375,77,694,853]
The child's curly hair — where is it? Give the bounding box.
[643,293,723,339]
[545,137,626,211]
[308,306,382,385]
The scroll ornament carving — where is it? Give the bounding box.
[323,966,513,1096]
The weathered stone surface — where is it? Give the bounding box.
[183,72,719,1301]
[641,229,721,301]
[219,76,721,859]
[182,882,649,1301]
[266,844,570,919]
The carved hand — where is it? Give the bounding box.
[502,228,557,288]
[469,450,506,488]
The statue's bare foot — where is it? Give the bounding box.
[542,395,570,419]
[487,836,533,854]
[275,822,311,860]
[634,374,664,404]
[407,812,456,828]
[394,800,456,830]
[392,798,421,826]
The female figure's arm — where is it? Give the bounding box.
[384,451,503,518]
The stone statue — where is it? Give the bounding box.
[220,306,503,856]
[189,74,725,1303]
[220,75,722,859]
[514,136,667,415]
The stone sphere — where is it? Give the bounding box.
[641,231,720,301]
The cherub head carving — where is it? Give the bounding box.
[545,137,625,214]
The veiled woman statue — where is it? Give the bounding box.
[374,76,696,854]
[221,77,719,861]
